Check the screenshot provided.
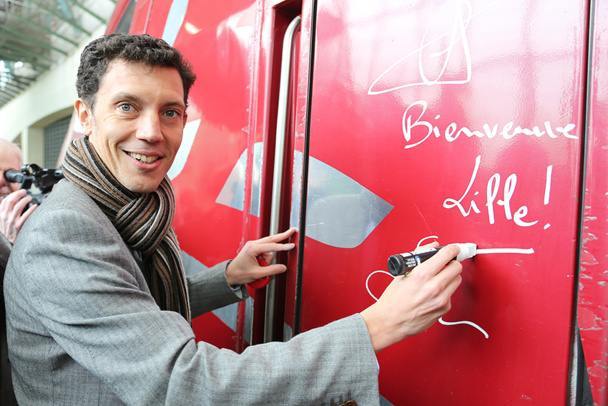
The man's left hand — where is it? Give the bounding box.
[226,228,297,286]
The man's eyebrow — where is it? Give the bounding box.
[111,93,143,104]
[163,101,186,110]
[111,92,185,110]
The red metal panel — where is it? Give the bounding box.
[104,0,134,34]
[165,0,263,350]
[579,1,608,404]
[135,1,173,38]
[128,0,154,34]
[296,1,589,404]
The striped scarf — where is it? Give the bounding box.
[62,136,191,322]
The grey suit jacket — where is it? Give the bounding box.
[4,180,379,405]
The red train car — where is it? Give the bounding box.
[85,0,608,404]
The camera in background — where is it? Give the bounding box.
[3,164,64,205]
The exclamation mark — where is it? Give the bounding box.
[543,165,553,230]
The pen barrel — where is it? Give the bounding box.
[387,248,440,276]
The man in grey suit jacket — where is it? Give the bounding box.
[4,34,463,405]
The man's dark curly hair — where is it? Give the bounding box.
[76,33,196,107]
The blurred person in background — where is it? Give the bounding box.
[0,138,37,406]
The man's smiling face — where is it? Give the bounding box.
[77,59,187,193]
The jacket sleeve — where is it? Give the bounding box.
[186,260,247,318]
[16,207,379,406]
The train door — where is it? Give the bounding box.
[284,0,591,404]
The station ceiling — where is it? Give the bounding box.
[0,0,115,107]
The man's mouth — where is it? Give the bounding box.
[126,151,161,164]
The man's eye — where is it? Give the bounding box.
[118,103,133,112]
[164,109,181,118]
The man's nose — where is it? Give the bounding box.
[136,112,163,142]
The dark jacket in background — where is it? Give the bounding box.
[0,234,17,405]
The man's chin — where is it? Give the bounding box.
[129,185,161,194]
[121,179,163,194]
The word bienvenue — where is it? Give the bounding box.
[402,100,577,149]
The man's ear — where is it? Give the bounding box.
[74,99,93,135]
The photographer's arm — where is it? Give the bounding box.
[0,189,36,244]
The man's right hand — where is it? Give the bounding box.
[360,244,463,351]
[0,189,37,244]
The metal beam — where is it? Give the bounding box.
[0,74,28,91]
[28,0,92,36]
[9,79,33,90]
[0,90,18,102]
[1,79,32,94]
[0,87,15,98]
[1,35,57,59]
[4,81,27,94]
[8,73,35,85]
[70,0,106,24]
[2,42,56,68]
[0,79,26,93]
[0,69,36,87]
[7,12,80,47]
[0,60,50,77]
[0,53,52,72]
[0,36,53,59]
[57,0,76,21]
[0,96,15,105]
[0,42,54,68]
[0,24,69,56]
[0,87,15,97]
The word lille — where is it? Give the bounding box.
[443,155,553,229]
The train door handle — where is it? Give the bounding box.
[263,15,302,343]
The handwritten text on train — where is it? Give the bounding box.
[443,155,554,229]
[402,100,577,149]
